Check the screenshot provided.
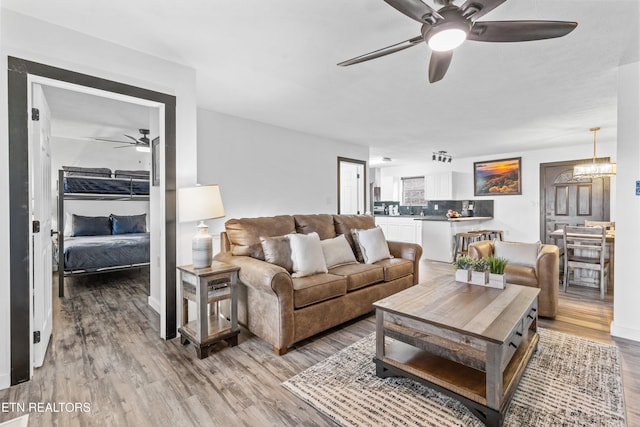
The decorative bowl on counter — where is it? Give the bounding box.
[446,209,460,218]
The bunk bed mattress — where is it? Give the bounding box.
[64,176,149,195]
[63,233,150,271]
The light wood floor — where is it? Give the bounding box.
[1,261,638,427]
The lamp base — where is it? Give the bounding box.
[192,221,213,269]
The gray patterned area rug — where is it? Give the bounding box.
[283,329,626,427]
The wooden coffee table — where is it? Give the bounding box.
[373,280,540,427]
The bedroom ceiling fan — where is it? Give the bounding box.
[94,129,153,152]
[338,0,578,83]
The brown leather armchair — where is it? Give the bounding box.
[468,240,559,318]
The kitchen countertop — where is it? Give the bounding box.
[375,215,492,222]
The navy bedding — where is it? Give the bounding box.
[63,233,150,271]
[64,176,149,195]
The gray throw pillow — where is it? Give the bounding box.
[260,235,293,273]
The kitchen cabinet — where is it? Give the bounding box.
[425,172,453,200]
[375,217,422,245]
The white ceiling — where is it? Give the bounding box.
[4,0,639,165]
[41,86,152,143]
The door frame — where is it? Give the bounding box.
[539,158,611,242]
[337,156,367,214]
[8,56,177,385]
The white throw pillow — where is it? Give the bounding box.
[288,232,328,278]
[320,234,358,269]
[494,240,541,267]
[355,227,391,264]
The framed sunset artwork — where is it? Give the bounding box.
[474,157,522,196]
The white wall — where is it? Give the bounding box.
[196,108,370,248]
[611,61,640,342]
[379,141,617,243]
[0,10,198,389]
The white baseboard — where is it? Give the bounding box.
[0,373,10,391]
[610,321,640,343]
[148,296,160,314]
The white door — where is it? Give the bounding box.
[30,83,53,369]
[339,159,365,214]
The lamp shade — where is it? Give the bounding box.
[178,185,225,223]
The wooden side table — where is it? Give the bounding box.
[177,261,240,359]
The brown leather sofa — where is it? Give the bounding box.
[468,240,559,318]
[214,214,422,355]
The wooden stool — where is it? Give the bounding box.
[452,231,484,262]
[476,229,504,241]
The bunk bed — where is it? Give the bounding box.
[57,167,151,297]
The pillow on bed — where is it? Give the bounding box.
[114,170,150,180]
[111,213,147,235]
[63,166,112,177]
[71,214,112,236]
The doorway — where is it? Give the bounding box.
[8,57,177,385]
[337,157,366,215]
[540,159,611,244]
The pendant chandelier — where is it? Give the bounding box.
[573,127,616,178]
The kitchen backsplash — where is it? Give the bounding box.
[374,200,494,217]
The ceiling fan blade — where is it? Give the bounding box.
[428,50,453,83]
[94,137,129,144]
[124,134,140,144]
[384,0,441,23]
[469,20,578,42]
[114,145,133,149]
[460,0,506,20]
[338,36,423,67]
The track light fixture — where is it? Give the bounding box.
[432,150,452,163]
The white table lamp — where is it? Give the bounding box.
[178,185,225,269]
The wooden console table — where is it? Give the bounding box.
[373,280,540,427]
[177,261,240,359]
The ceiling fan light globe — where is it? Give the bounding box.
[428,28,467,51]
[136,146,151,153]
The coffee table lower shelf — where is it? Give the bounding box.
[375,332,539,427]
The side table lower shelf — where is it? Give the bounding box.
[178,316,239,359]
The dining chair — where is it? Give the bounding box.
[562,225,609,299]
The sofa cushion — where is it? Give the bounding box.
[329,263,385,291]
[294,214,337,240]
[292,274,347,308]
[505,264,539,288]
[353,227,391,264]
[374,258,414,282]
[320,234,358,269]
[495,240,541,267]
[288,232,328,278]
[260,235,293,273]
[333,214,376,261]
[225,215,296,260]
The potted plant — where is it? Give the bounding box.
[454,255,473,282]
[470,258,489,285]
[486,255,508,289]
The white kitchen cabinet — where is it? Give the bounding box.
[424,171,453,200]
[375,217,422,245]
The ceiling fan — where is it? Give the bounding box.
[338,0,577,83]
[94,129,153,152]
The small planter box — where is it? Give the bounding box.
[488,273,506,289]
[470,271,488,286]
[455,269,470,283]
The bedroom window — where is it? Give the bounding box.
[402,176,426,206]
